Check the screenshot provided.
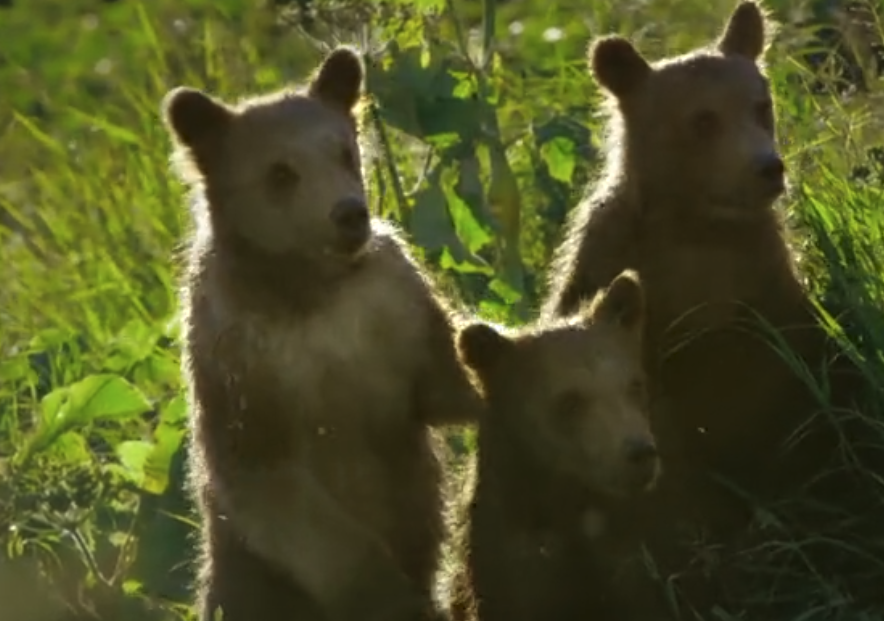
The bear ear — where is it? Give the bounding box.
[308,46,365,113]
[589,36,652,99]
[717,1,770,61]
[161,87,233,151]
[457,322,514,376]
[590,269,645,333]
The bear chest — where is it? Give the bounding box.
[232,273,429,428]
[640,240,783,336]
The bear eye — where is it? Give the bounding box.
[691,109,719,136]
[552,390,586,427]
[268,162,301,188]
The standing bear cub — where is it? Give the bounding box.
[448,270,665,621]
[163,46,483,621]
[543,0,850,534]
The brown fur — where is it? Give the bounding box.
[542,1,847,539]
[164,46,483,621]
[448,271,666,621]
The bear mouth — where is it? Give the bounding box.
[330,196,372,255]
[760,173,786,200]
[335,226,371,255]
[620,460,661,495]
[586,466,660,502]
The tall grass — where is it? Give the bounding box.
[1,0,883,619]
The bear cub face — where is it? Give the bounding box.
[162,47,370,262]
[458,270,659,498]
[592,1,784,220]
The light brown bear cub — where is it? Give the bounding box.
[543,0,843,533]
[164,46,483,621]
[448,270,665,621]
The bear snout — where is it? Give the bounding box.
[755,151,786,194]
[624,436,657,463]
[330,196,370,251]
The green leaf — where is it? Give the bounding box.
[411,184,454,252]
[539,136,577,184]
[141,425,186,495]
[416,97,483,140]
[132,352,180,388]
[439,248,493,276]
[490,278,523,305]
[445,187,493,256]
[409,0,444,10]
[477,300,515,325]
[368,44,482,141]
[117,440,155,487]
[0,356,33,385]
[44,431,92,463]
[28,327,74,351]
[115,318,160,360]
[452,153,498,245]
[18,374,152,464]
[122,580,143,596]
[160,395,188,425]
[61,374,152,422]
[39,387,69,425]
[410,173,467,257]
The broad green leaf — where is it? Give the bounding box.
[43,431,92,463]
[490,279,523,305]
[478,299,515,325]
[408,0,444,11]
[410,168,475,267]
[122,580,143,596]
[411,182,458,253]
[142,425,186,495]
[39,387,70,425]
[416,97,483,140]
[117,440,155,487]
[19,374,152,463]
[28,328,74,351]
[445,181,493,255]
[369,44,482,141]
[60,374,152,422]
[453,153,498,244]
[160,395,188,425]
[114,318,160,362]
[162,316,181,342]
[132,352,180,388]
[540,136,577,184]
[0,357,32,384]
[439,248,493,276]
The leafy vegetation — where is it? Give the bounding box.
[1,0,884,619]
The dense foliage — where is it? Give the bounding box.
[1,0,883,619]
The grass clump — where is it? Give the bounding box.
[1,0,884,619]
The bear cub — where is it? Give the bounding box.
[543,0,852,535]
[448,270,665,621]
[164,46,482,621]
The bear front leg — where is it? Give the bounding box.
[412,294,485,428]
[213,465,435,621]
[543,197,639,318]
[471,531,587,621]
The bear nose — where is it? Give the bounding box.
[757,152,785,183]
[330,196,369,232]
[624,437,658,465]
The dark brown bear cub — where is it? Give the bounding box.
[164,46,483,621]
[448,270,665,621]
[543,0,849,535]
